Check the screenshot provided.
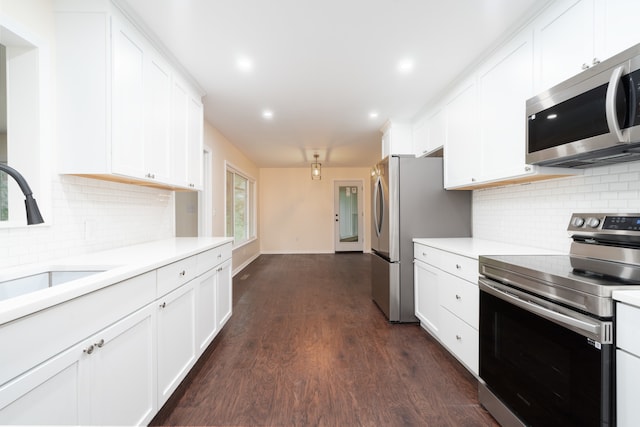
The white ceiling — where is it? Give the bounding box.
[119,0,550,168]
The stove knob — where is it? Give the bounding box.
[586,217,601,228]
[571,217,585,227]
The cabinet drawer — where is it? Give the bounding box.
[435,252,478,284]
[414,244,440,266]
[0,271,156,387]
[157,256,197,297]
[438,306,479,375]
[196,243,232,276]
[617,303,640,356]
[439,271,478,329]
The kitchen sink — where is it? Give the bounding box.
[0,266,114,302]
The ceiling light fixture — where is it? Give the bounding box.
[262,110,273,119]
[311,154,322,180]
[397,59,414,73]
[369,112,379,119]
[237,57,253,72]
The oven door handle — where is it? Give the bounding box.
[479,278,612,343]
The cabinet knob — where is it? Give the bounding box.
[83,344,95,355]
[456,335,462,341]
[95,339,105,348]
[217,267,223,272]
[455,294,461,300]
[455,264,461,269]
[582,63,590,70]
[593,58,600,66]
[524,166,531,172]
[159,302,166,308]
[179,270,186,277]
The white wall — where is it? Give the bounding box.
[473,161,640,253]
[259,167,371,254]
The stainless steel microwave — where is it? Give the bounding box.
[526,43,640,168]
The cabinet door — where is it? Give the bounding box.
[171,79,190,188]
[111,15,145,179]
[144,52,172,184]
[478,31,534,182]
[597,0,640,60]
[617,349,640,427]
[157,281,196,407]
[216,259,233,330]
[186,96,203,189]
[414,260,439,335]
[444,79,480,188]
[0,342,88,425]
[90,304,157,426]
[534,0,595,92]
[195,268,218,354]
[412,115,429,157]
[427,109,446,152]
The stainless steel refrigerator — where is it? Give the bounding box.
[371,155,471,322]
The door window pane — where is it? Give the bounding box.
[339,186,358,242]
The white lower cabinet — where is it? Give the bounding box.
[0,303,157,426]
[414,242,479,375]
[216,259,233,330]
[157,281,196,407]
[616,301,640,427]
[414,259,440,335]
[0,241,233,425]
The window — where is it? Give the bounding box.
[226,166,255,246]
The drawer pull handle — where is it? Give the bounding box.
[159,302,166,309]
[456,335,462,341]
[179,270,186,276]
[455,264,461,269]
[95,339,105,348]
[83,345,95,355]
[455,294,461,300]
[217,267,223,272]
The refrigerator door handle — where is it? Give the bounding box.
[373,175,384,237]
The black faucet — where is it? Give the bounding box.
[0,163,44,225]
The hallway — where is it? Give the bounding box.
[151,253,497,426]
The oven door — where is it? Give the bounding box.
[479,278,614,427]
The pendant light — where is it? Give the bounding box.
[311,154,322,180]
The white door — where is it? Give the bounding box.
[334,180,364,252]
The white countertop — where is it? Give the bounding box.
[613,290,640,308]
[412,237,564,259]
[0,237,233,325]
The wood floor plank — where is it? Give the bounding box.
[150,253,498,426]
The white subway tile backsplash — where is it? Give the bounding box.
[473,161,640,253]
[0,175,174,269]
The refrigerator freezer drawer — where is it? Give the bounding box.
[371,253,400,321]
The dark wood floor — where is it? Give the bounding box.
[151,253,498,426]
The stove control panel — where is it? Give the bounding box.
[568,213,640,234]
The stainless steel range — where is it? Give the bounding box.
[478,213,640,427]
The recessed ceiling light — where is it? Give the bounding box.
[397,59,414,73]
[237,56,253,72]
[262,110,273,119]
[369,112,379,119]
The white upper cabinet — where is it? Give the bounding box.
[55,0,203,190]
[412,108,445,158]
[381,121,412,158]
[534,0,595,92]
[111,15,146,180]
[596,0,640,60]
[535,0,640,93]
[443,79,480,188]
